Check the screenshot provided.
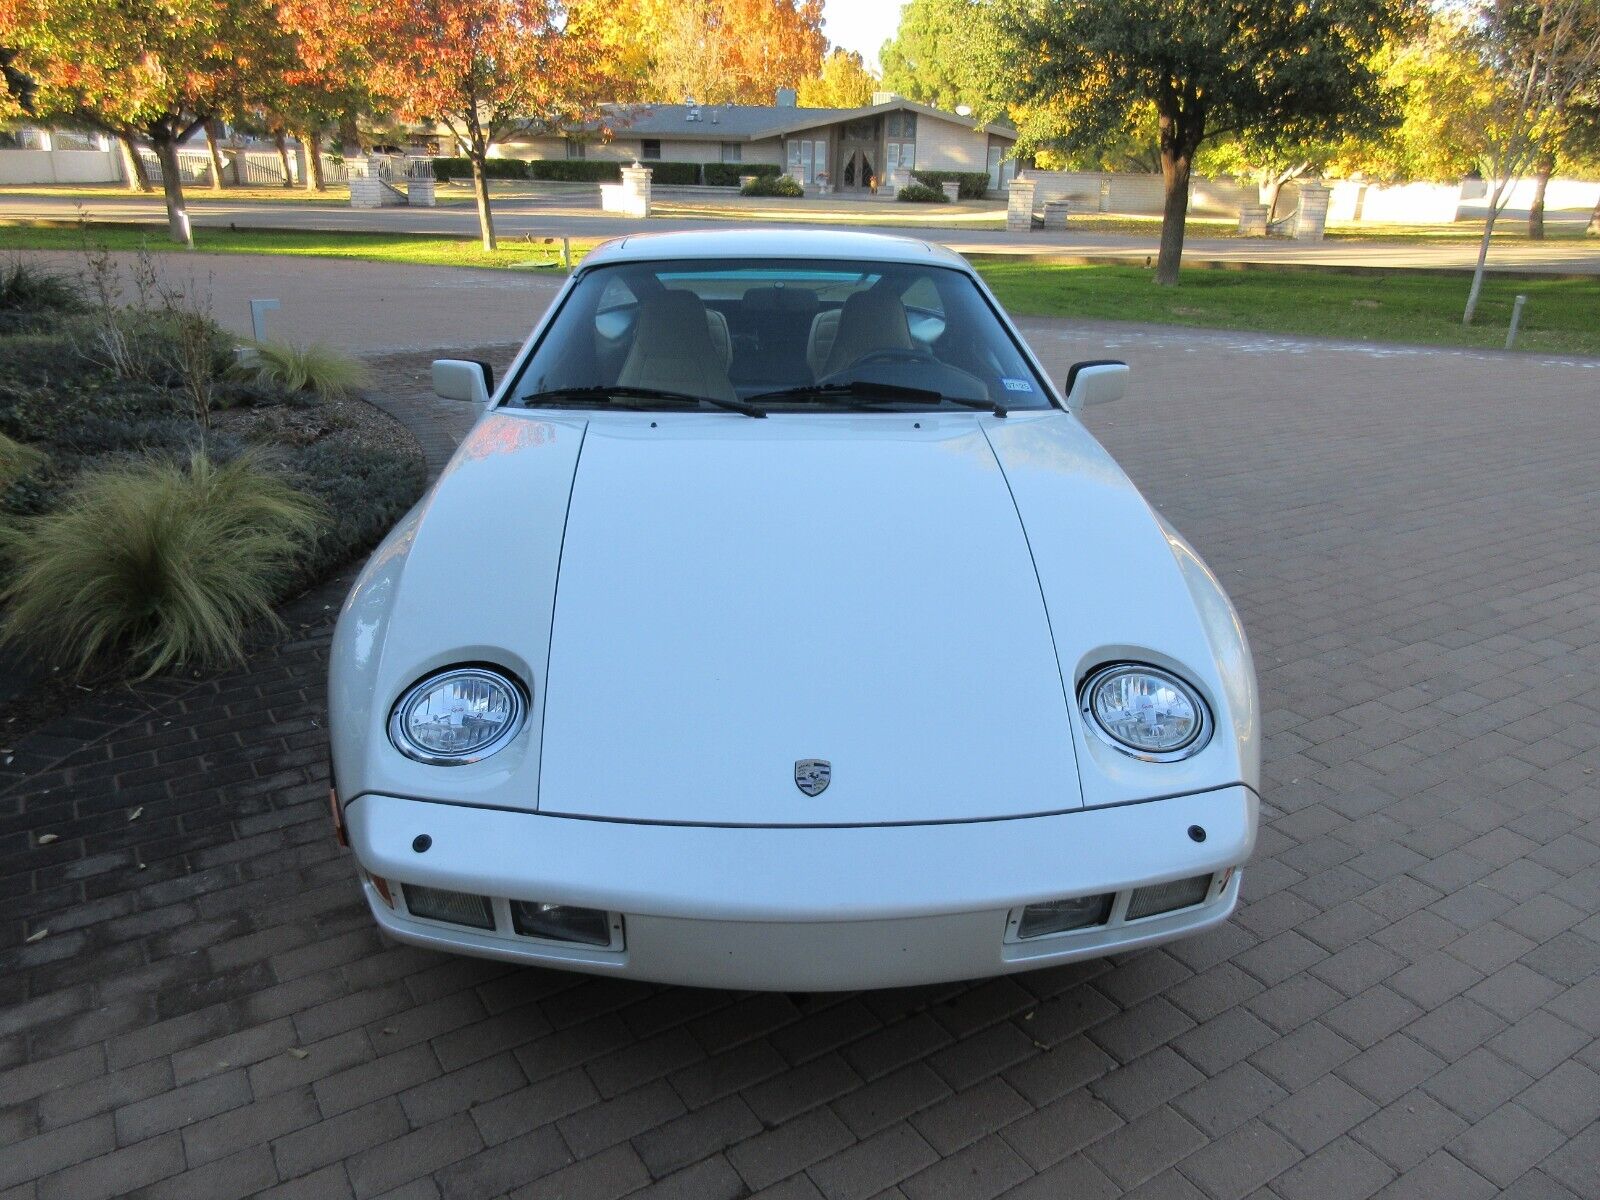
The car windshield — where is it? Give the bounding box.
[506,257,1053,412]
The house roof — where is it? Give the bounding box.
[582,98,1016,143]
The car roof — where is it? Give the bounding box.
[581,228,975,272]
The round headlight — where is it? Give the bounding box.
[1080,663,1209,761]
[389,667,527,765]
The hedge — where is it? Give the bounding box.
[896,183,950,203]
[742,174,804,197]
[647,161,702,185]
[702,162,783,187]
[430,157,528,182]
[526,160,623,182]
[911,170,992,199]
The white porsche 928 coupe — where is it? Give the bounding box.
[329,229,1258,991]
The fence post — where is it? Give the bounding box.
[1505,295,1527,350]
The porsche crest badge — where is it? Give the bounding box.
[794,759,831,796]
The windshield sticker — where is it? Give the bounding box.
[1001,378,1035,393]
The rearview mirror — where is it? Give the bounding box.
[1063,360,1129,413]
[432,359,495,406]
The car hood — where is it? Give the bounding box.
[539,413,1079,824]
[333,408,1249,826]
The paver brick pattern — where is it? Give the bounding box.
[2,321,1598,1200]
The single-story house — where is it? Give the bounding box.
[491,91,1020,195]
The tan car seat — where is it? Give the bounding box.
[819,288,913,377]
[617,292,738,401]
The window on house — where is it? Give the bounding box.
[721,142,742,163]
[641,139,661,159]
[566,140,586,160]
[786,138,827,184]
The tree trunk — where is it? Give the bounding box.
[1589,193,1600,236]
[304,131,325,191]
[1463,178,1508,325]
[339,112,362,157]
[117,133,152,193]
[471,155,497,251]
[151,136,194,247]
[1156,145,1192,286]
[1527,151,1555,239]
[203,120,226,191]
[274,132,294,187]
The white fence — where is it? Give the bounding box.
[0,147,122,184]
[1020,170,1600,224]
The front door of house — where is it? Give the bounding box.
[836,118,879,193]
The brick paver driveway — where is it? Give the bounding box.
[3,319,1598,1200]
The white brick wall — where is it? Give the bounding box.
[912,117,991,172]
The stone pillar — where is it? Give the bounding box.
[619,164,652,218]
[1293,181,1331,241]
[1238,202,1268,237]
[1007,177,1036,233]
[940,181,961,203]
[407,177,436,207]
[1042,200,1070,230]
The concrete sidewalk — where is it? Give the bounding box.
[5,192,1600,275]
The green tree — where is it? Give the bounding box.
[880,0,998,113]
[996,0,1412,285]
[797,48,877,108]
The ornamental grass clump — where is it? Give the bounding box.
[0,452,325,679]
[237,340,372,402]
[0,431,47,492]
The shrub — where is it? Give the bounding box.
[236,340,372,402]
[430,156,529,182]
[741,174,804,197]
[648,161,701,185]
[526,159,624,182]
[0,260,87,332]
[896,183,950,203]
[0,452,325,678]
[292,440,428,585]
[910,170,991,199]
[702,162,782,187]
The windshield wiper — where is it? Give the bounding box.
[744,379,1007,417]
[524,385,765,418]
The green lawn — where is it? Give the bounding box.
[971,257,1600,356]
[4,219,1595,355]
[0,183,357,205]
[0,219,594,269]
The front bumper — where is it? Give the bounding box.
[343,785,1256,990]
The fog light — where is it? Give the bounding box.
[403,884,494,929]
[1126,874,1212,921]
[510,900,616,947]
[1017,893,1114,939]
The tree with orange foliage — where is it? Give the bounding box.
[364,0,612,250]
[583,0,824,105]
[272,0,378,191]
[1,0,279,243]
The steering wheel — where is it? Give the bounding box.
[822,347,936,381]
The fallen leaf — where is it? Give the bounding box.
[37,833,59,845]
[128,807,143,822]
[287,1048,310,1060]
[26,928,48,943]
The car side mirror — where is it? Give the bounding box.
[432,359,495,406]
[1063,360,1129,413]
